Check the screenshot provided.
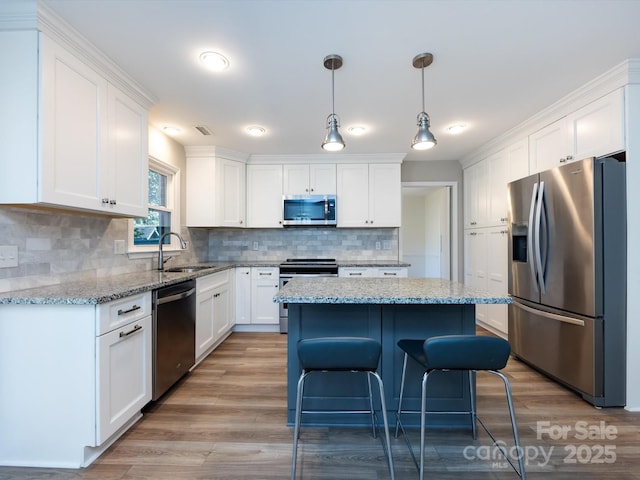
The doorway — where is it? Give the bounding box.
[400,182,458,280]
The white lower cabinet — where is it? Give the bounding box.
[96,314,152,444]
[339,266,408,278]
[235,267,251,324]
[195,270,233,363]
[0,292,152,468]
[464,227,508,336]
[251,267,280,324]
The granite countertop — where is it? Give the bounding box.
[0,259,411,306]
[273,277,512,305]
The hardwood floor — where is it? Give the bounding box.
[2,331,639,479]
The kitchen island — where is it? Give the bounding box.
[273,277,511,427]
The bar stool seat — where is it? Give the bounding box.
[395,335,525,480]
[292,337,394,480]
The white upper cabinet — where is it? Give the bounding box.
[529,88,625,173]
[337,163,401,227]
[283,164,336,195]
[463,160,490,228]
[0,30,151,217]
[506,137,529,183]
[246,164,283,228]
[186,147,247,227]
[568,87,625,160]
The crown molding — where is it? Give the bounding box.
[184,146,250,163]
[460,58,638,167]
[248,153,406,165]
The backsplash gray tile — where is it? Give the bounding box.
[0,205,398,293]
[205,227,399,262]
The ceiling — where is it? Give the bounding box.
[41,0,640,162]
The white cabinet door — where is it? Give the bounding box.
[246,165,283,228]
[235,267,251,324]
[186,156,246,227]
[283,164,311,194]
[464,161,490,228]
[251,267,279,324]
[196,277,216,360]
[488,150,509,226]
[40,33,108,212]
[369,163,401,227]
[506,137,529,183]
[283,164,336,195]
[529,117,569,174]
[337,163,401,227]
[310,163,336,193]
[484,228,508,334]
[106,84,148,217]
[337,164,369,227]
[96,314,152,444]
[568,88,625,160]
[217,159,246,227]
[196,271,232,361]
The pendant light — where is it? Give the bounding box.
[321,54,345,151]
[411,52,437,150]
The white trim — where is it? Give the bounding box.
[249,153,406,165]
[184,145,249,163]
[127,157,181,256]
[400,181,459,282]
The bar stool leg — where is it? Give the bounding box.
[291,371,308,480]
[492,371,526,480]
[468,370,477,440]
[394,352,409,438]
[419,370,432,480]
[370,371,395,480]
[366,374,377,438]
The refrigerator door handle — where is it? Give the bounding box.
[513,301,586,327]
[534,181,546,294]
[527,182,539,292]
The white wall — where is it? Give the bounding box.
[625,84,640,410]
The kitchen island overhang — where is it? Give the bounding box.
[274,277,512,428]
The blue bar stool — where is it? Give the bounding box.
[291,337,395,480]
[395,335,525,480]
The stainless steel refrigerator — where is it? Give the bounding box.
[507,156,626,406]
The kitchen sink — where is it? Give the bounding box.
[164,266,212,273]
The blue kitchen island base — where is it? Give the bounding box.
[286,302,477,428]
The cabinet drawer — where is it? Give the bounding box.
[197,269,231,291]
[96,292,152,336]
[377,268,408,277]
[251,267,278,280]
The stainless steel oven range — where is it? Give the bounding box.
[278,258,338,333]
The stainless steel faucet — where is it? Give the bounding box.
[157,231,188,270]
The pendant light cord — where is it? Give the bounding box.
[421,65,425,113]
[331,61,336,116]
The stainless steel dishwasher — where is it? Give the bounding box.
[152,279,196,400]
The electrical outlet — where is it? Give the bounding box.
[0,245,18,268]
[383,240,392,250]
[253,241,259,251]
[114,239,126,255]
[375,241,381,250]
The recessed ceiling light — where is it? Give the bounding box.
[447,124,467,134]
[162,126,181,135]
[347,125,367,136]
[246,126,266,137]
[199,51,230,71]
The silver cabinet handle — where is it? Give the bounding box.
[102,198,110,204]
[109,199,117,205]
[117,305,141,315]
[119,324,142,338]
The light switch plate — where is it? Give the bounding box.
[114,240,126,255]
[0,245,18,268]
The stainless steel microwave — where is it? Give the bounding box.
[282,194,337,226]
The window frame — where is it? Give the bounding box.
[127,156,181,257]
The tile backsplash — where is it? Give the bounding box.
[204,227,399,262]
[0,206,398,292]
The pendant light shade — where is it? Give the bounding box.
[411,52,437,151]
[321,54,345,151]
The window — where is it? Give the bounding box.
[128,157,180,254]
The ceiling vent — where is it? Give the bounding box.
[194,125,214,136]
